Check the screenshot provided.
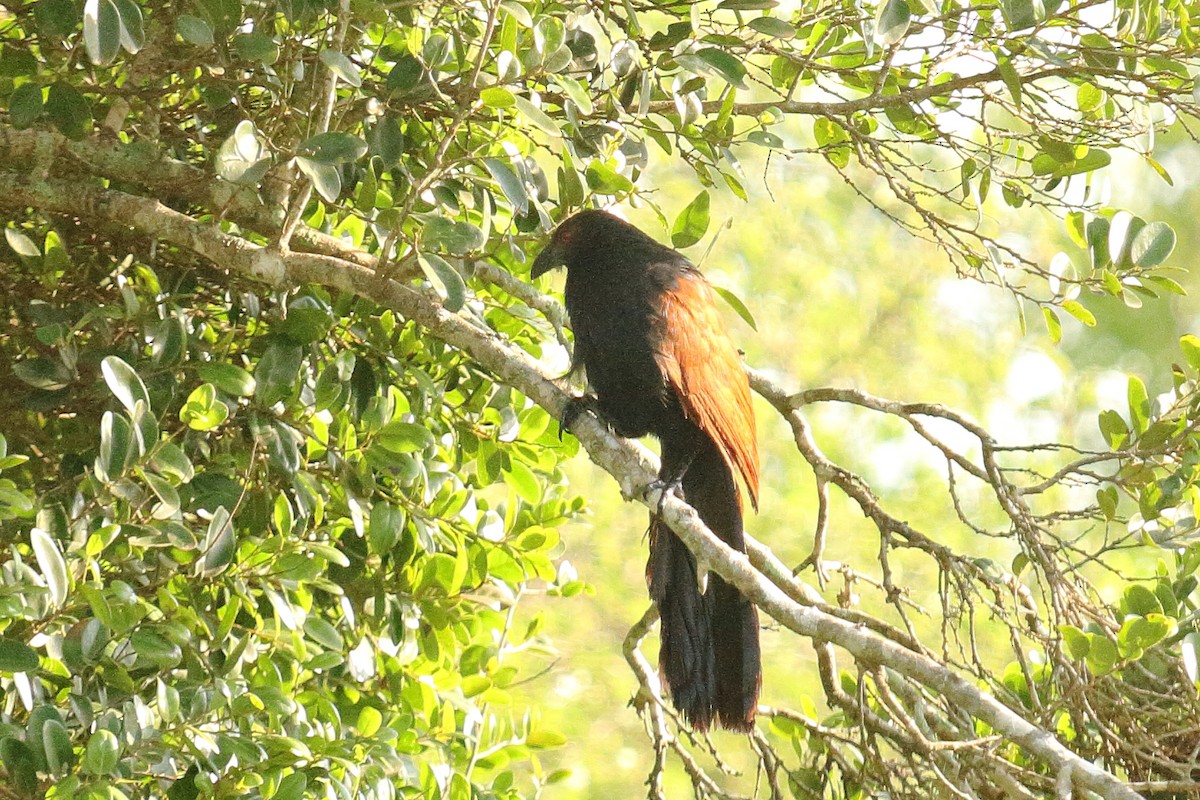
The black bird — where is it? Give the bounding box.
[531,209,761,731]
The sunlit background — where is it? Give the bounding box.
[514,128,1199,796]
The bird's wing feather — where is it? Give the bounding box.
[656,270,759,509]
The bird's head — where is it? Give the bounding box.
[530,209,640,278]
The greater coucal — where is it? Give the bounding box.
[531,209,760,732]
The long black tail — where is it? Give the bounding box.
[648,437,761,731]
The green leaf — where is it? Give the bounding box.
[304,617,344,651]
[512,95,561,136]
[386,54,424,94]
[6,227,41,259]
[677,47,748,88]
[180,383,229,431]
[277,307,334,344]
[1145,275,1185,295]
[112,0,144,53]
[356,706,383,736]
[130,628,183,668]
[1060,300,1095,327]
[748,130,787,149]
[1085,634,1117,675]
[176,14,215,46]
[377,421,436,453]
[553,75,594,115]
[298,131,368,164]
[484,157,529,214]
[1080,32,1119,68]
[1096,485,1118,519]
[1059,148,1110,177]
[1065,211,1086,248]
[216,120,271,185]
[1001,0,1042,29]
[1097,409,1128,449]
[369,116,405,165]
[711,285,758,331]
[13,357,73,390]
[1076,82,1103,112]
[83,730,119,775]
[0,737,38,794]
[1180,335,1200,371]
[1129,221,1175,268]
[1039,136,1076,163]
[558,151,585,207]
[46,82,92,139]
[671,190,711,248]
[1042,307,1061,344]
[101,355,151,414]
[320,50,362,87]
[504,459,542,504]
[526,729,568,748]
[875,0,911,44]
[0,639,39,672]
[201,507,236,576]
[480,86,516,108]
[748,17,796,37]
[42,718,74,774]
[196,363,256,396]
[1127,375,1150,434]
[232,31,280,64]
[144,471,181,514]
[422,216,486,255]
[83,0,121,64]
[419,253,468,312]
[1058,625,1090,659]
[0,486,32,513]
[10,83,44,129]
[1086,216,1111,269]
[368,503,404,555]
[1145,155,1174,186]
[35,0,77,37]
[32,527,69,607]
[1118,615,1174,657]
[500,0,534,25]
[585,160,634,194]
[1183,632,1200,685]
[276,772,308,800]
[255,342,304,406]
[296,156,341,201]
[1120,583,1163,616]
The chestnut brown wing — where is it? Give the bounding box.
[655,270,759,509]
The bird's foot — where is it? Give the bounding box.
[643,473,686,520]
[558,394,602,441]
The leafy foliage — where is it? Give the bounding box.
[0,0,1198,797]
[0,257,581,796]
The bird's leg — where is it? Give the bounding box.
[557,394,602,441]
[645,446,699,519]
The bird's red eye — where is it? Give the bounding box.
[556,224,575,244]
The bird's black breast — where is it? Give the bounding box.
[564,259,684,439]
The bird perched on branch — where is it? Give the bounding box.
[531,209,760,732]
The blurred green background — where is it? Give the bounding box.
[515,131,1199,797]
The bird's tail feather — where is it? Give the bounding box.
[709,574,761,731]
[648,519,715,728]
[648,438,761,731]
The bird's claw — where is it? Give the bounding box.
[558,394,601,441]
[644,474,685,519]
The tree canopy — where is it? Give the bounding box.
[1,0,1200,798]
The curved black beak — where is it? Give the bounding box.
[530,239,565,279]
